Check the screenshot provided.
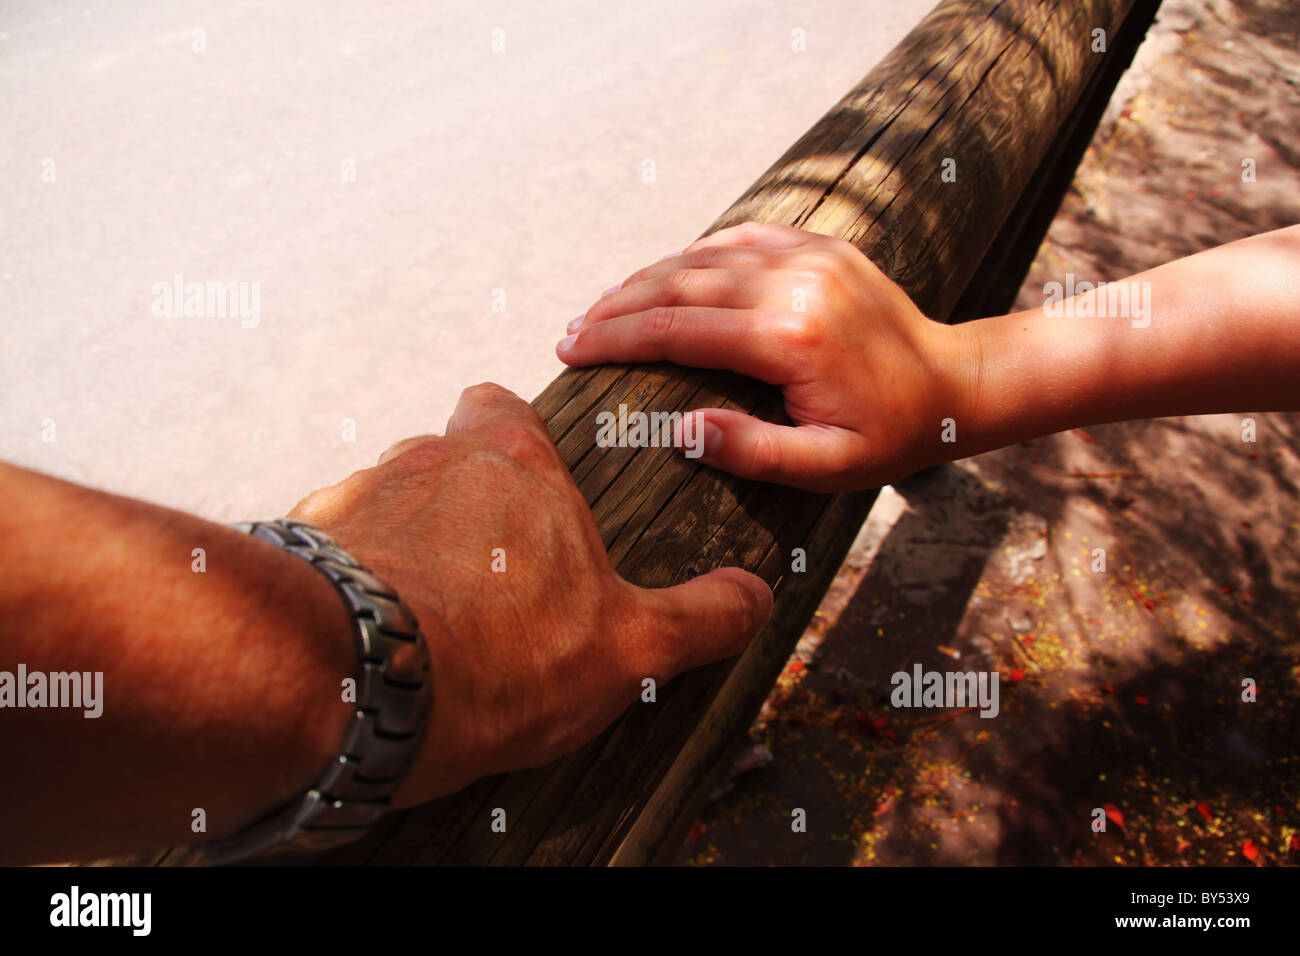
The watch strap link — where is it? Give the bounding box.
[196,519,431,864]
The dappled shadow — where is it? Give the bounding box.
[682,411,1300,866]
[679,0,1300,867]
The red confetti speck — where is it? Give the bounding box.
[1104,804,1125,829]
[1196,802,1213,822]
[788,660,805,673]
[1009,668,1025,683]
[1134,694,1149,706]
[1290,835,1300,853]
[1242,839,1260,862]
[872,716,888,731]
[1101,682,1115,694]
[1273,805,1285,816]
[687,821,705,848]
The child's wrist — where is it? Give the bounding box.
[948,307,1070,458]
[921,318,987,465]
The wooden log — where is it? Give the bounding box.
[136,0,1156,868]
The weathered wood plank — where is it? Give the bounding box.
[313,0,1147,868]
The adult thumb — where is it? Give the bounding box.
[637,567,773,675]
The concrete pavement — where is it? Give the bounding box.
[1,0,932,519]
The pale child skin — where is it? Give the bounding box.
[559,221,1300,490]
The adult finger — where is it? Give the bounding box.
[631,567,773,675]
[445,382,550,444]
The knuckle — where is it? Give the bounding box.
[801,246,854,288]
[462,381,513,406]
[661,268,694,300]
[777,312,825,352]
[289,487,330,522]
[784,255,838,300]
[689,245,727,270]
[826,235,858,256]
[643,305,683,342]
[386,436,441,462]
[745,427,782,479]
[491,423,552,466]
[290,473,366,524]
[807,234,853,259]
[806,253,847,287]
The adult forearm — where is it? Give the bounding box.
[0,463,354,864]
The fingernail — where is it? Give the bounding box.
[602,284,621,297]
[567,314,586,332]
[700,420,723,457]
[677,415,721,460]
[557,333,578,353]
[745,577,774,627]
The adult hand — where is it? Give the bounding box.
[289,383,772,805]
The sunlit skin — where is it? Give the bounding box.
[0,384,771,865]
[558,221,1300,492]
[4,222,1296,866]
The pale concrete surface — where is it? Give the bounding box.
[1,0,933,520]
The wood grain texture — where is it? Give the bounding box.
[129,0,1149,868]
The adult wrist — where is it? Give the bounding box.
[195,520,432,863]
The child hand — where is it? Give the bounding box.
[557,221,973,491]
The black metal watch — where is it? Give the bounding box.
[195,519,432,864]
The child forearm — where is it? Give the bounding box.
[953,225,1300,456]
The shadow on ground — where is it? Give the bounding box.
[678,0,1300,867]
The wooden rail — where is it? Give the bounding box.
[132,0,1161,867]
